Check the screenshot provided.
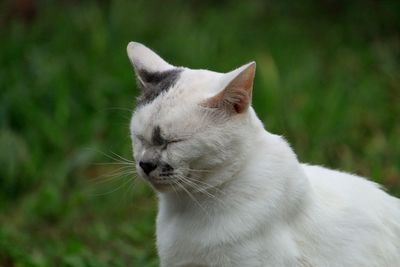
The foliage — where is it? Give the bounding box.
[0,0,399,266]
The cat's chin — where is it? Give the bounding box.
[149,181,175,192]
[145,177,177,192]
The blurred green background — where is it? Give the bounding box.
[0,0,399,266]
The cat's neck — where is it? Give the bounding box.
[158,108,311,222]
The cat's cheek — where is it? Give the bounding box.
[132,146,140,161]
[162,143,186,160]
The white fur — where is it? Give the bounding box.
[127,42,173,72]
[128,43,400,267]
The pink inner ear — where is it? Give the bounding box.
[227,88,249,113]
[239,65,256,96]
[225,65,255,113]
[233,90,250,113]
[234,103,241,113]
[202,62,255,114]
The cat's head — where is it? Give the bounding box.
[127,42,257,192]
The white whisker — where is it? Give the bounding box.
[181,167,214,173]
[89,168,136,186]
[93,162,135,166]
[181,175,227,197]
[90,176,133,196]
[176,174,218,200]
[174,178,210,218]
[110,151,135,163]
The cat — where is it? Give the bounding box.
[127,42,400,267]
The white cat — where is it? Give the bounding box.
[127,42,400,267]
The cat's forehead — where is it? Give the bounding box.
[165,69,225,101]
[135,68,223,112]
[131,102,201,139]
[131,68,225,136]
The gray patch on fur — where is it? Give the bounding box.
[152,126,166,146]
[136,68,182,106]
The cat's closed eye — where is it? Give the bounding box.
[166,139,184,145]
[162,139,185,150]
[134,134,184,148]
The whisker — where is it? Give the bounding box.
[86,148,134,164]
[174,178,210,217]
[92,166,136,180]
[87,165,137,195]
[89,173,132,187]
[90,176,133,196]
[169,179,180,198]
[110,151,135,163]
[176,175,218,200]
[180,175,226,196]
[181,167,214,173]
[93,162,135,166]
[83,147,141,199]
[123,176,138,199]
[101,169,137,179]
[90,174,127,186]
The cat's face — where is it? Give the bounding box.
[127,42,256,192]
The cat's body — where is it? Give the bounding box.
[156,121,400,267]
[127,42,400,267]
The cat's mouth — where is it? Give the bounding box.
[137,164,206,192]
[147,175,178,191]
[146,170,194,192]
[143,170,176,188]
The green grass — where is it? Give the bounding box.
[1,0,399,266]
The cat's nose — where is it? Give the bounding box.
[139,161,157,175]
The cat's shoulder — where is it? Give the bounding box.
[300,163,399,211]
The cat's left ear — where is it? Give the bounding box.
[127,42,175,89]
[127,42,173,72]
[203,62,256,114]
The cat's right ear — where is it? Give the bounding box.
[202,62,256,114]
[127,42,174,90]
